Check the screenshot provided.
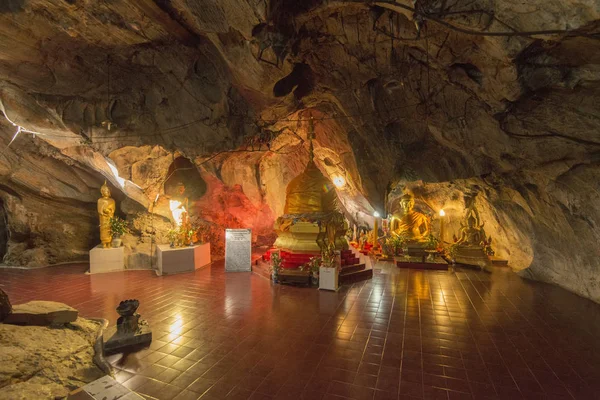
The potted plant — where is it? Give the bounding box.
[307,256,321,286]
[424,233,439,261]
[270,251,282,283]
[319,244,339,291]
[167,229,178,248]
[187,229,196,246]
[109,216,128,248]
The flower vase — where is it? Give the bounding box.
[311,275,319,286]
[111,235,122,248]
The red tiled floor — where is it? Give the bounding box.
[2,260,600,400]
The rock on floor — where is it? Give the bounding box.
[3,301,78,326]
[0,317,105,399]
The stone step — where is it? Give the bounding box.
[340,263,366,275]
[253,259,272,280]
[490,256,509,266]
[339,267,373,285]
[396,259,449,271]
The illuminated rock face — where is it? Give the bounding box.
[0,1,598,302]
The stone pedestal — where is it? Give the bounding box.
[156,243,211,276]
[274,221,321,253]
[89,245,124,274]
[103,320,152,354]
[319,266,339,291]
[454,246,491,269]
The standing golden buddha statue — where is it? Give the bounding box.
[391,193,430,242]
[97,181,116,248]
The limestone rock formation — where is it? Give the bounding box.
[0,1,598,302]
[0,317,105,399]
[3,301,78,326]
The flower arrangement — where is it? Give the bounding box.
[109,216,128,237]
[301,256,321,286]
[270,251,282,282]
[321,243,337,269]
[167,229,178,247]
[482,236,495,256]
[390,235,405,255]
[425,233,439,250]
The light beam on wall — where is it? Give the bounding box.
[333,176,346,188]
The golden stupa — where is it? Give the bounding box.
[284,158,337,215]
[273,119,348,265]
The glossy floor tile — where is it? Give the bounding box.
[2,259,600,400]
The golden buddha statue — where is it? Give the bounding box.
[451,203,493,269]
[456,206,486,247]
[391,193,430,242]
[169,182,193,247]
[98,181,116,248]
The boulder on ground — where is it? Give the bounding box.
[3,300,78,326]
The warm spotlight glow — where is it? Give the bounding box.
[333,176,346,188]
[439,209,446,217]
[169,200,186,226]
[373,211,380,218]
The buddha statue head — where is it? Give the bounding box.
[399,193,415,214]
[100,181,111,198]
[463,206,483,229]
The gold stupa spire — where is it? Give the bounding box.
[308,116,315,161]
[283,116,337,214]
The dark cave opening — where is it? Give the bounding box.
[164,157,207,200]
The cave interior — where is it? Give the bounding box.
[0,0,598,299]
[1,0,600,398]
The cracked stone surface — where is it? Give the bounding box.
[0,317,105,399]
[0,1,598,301]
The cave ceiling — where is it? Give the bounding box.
[0,0,599,300]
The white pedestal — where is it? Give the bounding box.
[156,243,211,276]
[319,267,339,291]
[89,245,125,274]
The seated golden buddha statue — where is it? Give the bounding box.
[452,204,493,269]
[391,193,430,243]
[456,206,486,247]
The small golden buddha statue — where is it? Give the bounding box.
[456,206,486,246]
[98,181,116,248]
[451,203,494,268]
[391,193,430,242]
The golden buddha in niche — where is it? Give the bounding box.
[97,181,116,248]
[391,193,429,241]
[456,205,486,246]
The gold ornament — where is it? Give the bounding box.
[391,193,430,242]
